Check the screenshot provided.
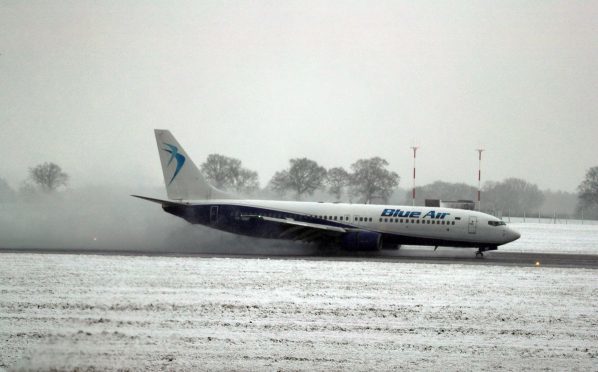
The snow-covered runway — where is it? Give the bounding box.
[1,253,596,371]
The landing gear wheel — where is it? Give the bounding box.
[475,250,484,258]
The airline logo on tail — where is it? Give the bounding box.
[162,143,185,184]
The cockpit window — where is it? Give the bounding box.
[488,220,506,226]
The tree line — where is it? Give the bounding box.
[408,179,545,215]
[2,158,598,220]
[202,154,400,203]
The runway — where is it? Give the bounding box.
[1,247,597,269]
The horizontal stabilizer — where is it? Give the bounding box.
[131,195,186,206]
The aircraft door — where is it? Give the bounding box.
[468,216,477,234]
[210,206,219,225]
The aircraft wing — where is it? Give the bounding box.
[242,214,348,242]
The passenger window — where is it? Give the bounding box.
[379,218,382,222]
[400,219,403,223]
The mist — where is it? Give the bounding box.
[0,185,315,255]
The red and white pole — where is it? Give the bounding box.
[411,146,419,206]
[476,149,484,211]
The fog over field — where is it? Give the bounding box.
[0,186,301,254]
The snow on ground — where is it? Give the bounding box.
[501,222,598,254]
[1,253,596,371]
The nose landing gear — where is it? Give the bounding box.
[475,246,497,258]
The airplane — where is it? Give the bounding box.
[133,130,521,257]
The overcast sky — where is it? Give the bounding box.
[1,1,596,192]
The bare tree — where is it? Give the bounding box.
[201,154,259,193]
[483,178,544,214]
[326,167,350,201]
[577,166,598,218]
[349,157,399,203]
[232,168,259,195]
[269,170,290,197]
[29,162,68,192]
[201,154,238,189]
[268,158,327,199]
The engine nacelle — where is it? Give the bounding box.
[340,231,382,251]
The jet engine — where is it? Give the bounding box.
[340,231,382,251]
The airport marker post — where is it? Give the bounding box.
[476,148,484,211]
[411,146,419,206]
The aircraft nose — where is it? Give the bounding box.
[506,228,521,242]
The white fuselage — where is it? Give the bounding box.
[178,199,521,247]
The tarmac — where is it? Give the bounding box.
[1,247,597,269]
